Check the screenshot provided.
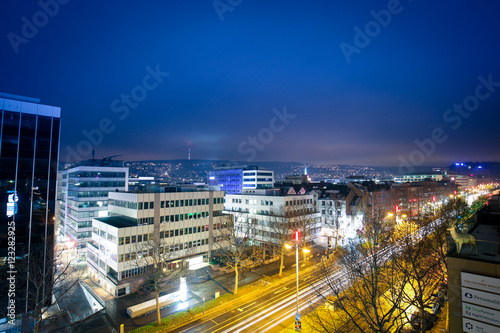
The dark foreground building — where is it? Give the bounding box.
[448,191,500,332]
[0,93,61,327]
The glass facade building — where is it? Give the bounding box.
[208,166,274,194]
[208,168,244,194]
[0,93,61,317]
[59,160,128,260]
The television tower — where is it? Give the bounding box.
[188,141,191,160]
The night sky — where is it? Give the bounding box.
[2,0,500,166]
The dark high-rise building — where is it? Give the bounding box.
[0,93,61,321]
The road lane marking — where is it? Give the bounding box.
[273,287,288,294]
[237,301,256,312]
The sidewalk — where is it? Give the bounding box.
[43,243,327,332]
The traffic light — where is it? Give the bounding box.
[432,196,436,202]
[295,321,302,331]
[395,205,400,212]
[294,231,300,242]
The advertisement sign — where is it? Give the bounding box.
[463,318,500,333]
[463,302,500,327]
[462,272,500,295]
[462,287,500,311]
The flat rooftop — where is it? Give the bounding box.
[94,216,138,228]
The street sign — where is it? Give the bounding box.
[462,272,500,294]
[463,302,500,327]
[462,287,500,311]
[295,312,301,321]
[463,318,499,333]
[295,321,302,331]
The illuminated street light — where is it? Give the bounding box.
[302,248,310,262]
[293,231,301,330]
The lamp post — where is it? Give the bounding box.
[287,231,306,331]
[294,231,301,331]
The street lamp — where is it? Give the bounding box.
[293,231,301,331]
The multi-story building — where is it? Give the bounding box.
[0,93,61,317]
[451,174,477,190]
[208,166,274,194]
[59,159,128,260]
[86,188,228,297]
[224,188,321,246]
[448,191,500,333]
[394,173,444,183]
[242,169,273,190]
[318,182,371,243]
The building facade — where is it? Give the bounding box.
[59,159,128,260]
[208,166,274,194]
[0,93,61,317]
[87,189,228,297]
[224,189,321,246]
[394,174,444,183]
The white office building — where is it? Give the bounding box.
[59,159,129,260]
[242,169,274,190]
[87,189,229,297]
[224,189,321,246]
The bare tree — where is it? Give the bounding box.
[395,224,441,332]
[440,197,468,228]
[314,210,408,333]
[212,213,256,295]
[323,205,341,252]
[15,243,82,333]
[268,207,294,277]
[132,237,187,325]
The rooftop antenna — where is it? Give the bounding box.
[92,149,95,161]
[188,141,191,160]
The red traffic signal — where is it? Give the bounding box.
[395,205,400,212]
[432,196,436,202]
[294,231,300,242]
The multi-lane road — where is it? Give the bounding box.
[171,217,444,332]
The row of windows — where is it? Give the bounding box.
[67,190,110,198]
[138,217,154,225]
[160,198,209,208]
[321,201,343,207]
[67,208,104,218]
[110,199,138,210]
[93,228,118,243]
[70,181,125,188]
[231,198,275,206]
[117,225,212,245]
[69,171,126,178]
[68,200,107,208]
[285,198,313,206]
[136,197,222,210]
[121,266,148,279]
[242,178,273,182]
[159,211,209,223]
[118,238,209,263]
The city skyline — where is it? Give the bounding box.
[2,0,500,166]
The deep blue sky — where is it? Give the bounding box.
[2,0,500,166]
